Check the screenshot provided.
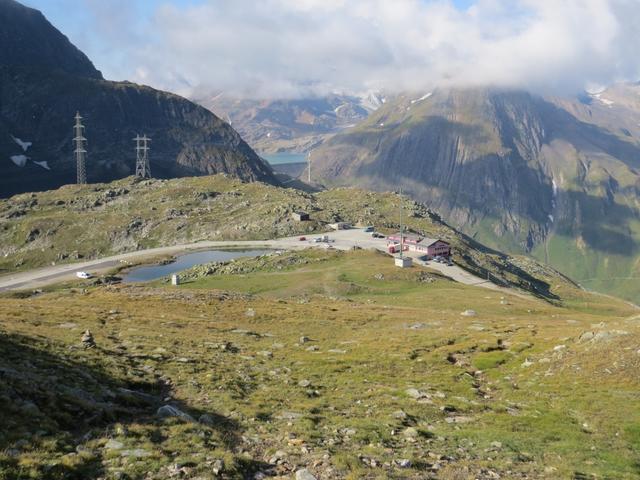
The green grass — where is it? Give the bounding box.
[1,249,639,478]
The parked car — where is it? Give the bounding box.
[76,271,92,279]
[299,236,306,241]
[373,233,386,239]
[417,255,429,261]
[314,237,323,243]
[364,226,374,232]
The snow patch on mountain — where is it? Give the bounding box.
[590,92,615,107]
[10,155,28,167]
[411,92,433,104]
[33,160,51,170]
[11,135,32,152]
[359,91,385,112]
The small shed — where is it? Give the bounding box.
[329,222,351,230]
[292,211,310,222]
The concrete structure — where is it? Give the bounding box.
[171,274,180,286]
[387,233,451,258]
[329,222,351,231]
[292,211,309,222]
[395,256,413,268]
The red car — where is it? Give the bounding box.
[299,236,306,241]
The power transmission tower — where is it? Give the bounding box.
[134,134,152,179]
[73,112,87,184]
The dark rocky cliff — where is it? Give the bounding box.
[0,0,277,197]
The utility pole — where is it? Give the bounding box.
[73,112,87,185]
[307,151,312,184]
[134,134,152,179]
[399,188,404,260]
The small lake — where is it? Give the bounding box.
[122,249,270,283]
[262,153,307,165]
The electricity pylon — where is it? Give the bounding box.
[73,112,87,184]
[134,134,152,179]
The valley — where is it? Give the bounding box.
[2,1,640,479]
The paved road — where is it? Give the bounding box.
[0,229,519,296]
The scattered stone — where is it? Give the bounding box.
[306,345,319,352]
[120,448,150,458]
[58,322,78,329]
[246,308,256,317]
[298,379,311,388]
[269,450,287,464]
[490,441,503,449]
[328,349,346,354]
[277,411,303,420]
[553,345,566,351]
[258,351,273,358]
[212,459,224,475]
[157,405,195,422]
[81,330,96,348]
[444,416,474,424]
[406,388,430,400]
[403,427,419,439]
[295,469,317,480]
[299,336,310,344]
[392,410,408,420]
[461,310,477,317]
[104,439,124,450]
[396,459,412,468]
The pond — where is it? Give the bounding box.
[262,153,307,165]
[122,249,271,283]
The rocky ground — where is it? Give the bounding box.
[1,249,639,479]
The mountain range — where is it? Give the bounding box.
[0,0,276,198]
[201,92,385,154]
[308,86,640,301]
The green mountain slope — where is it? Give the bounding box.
[0,174,575,300]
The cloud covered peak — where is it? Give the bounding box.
[89,0,640,98]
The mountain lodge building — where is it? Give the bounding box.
[387,233,451,258]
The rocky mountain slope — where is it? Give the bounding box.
[310,86,640,302]
[0,0,276,198]
[201,92,384,154]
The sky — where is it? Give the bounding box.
[22,0,640,99]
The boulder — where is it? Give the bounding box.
[157,405,194,422]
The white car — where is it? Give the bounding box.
[76,271,92,279]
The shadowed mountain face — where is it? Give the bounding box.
[311,87,640,301]
[0,0,277,197]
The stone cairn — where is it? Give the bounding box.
[81,330,96,349]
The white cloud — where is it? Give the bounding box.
[92,0,640,98]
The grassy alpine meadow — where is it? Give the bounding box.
[1,248,639,479]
